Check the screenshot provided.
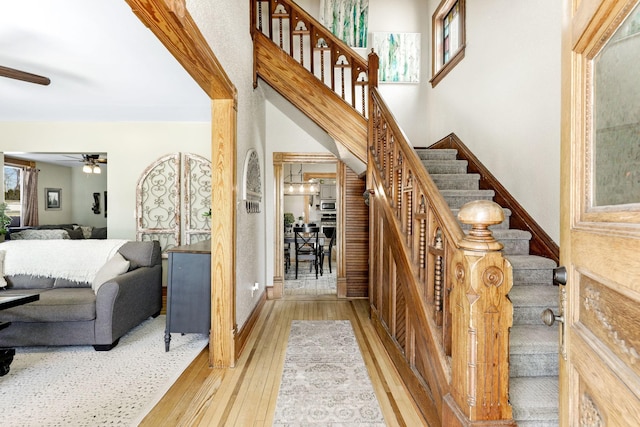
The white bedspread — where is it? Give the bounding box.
[1,239,129,283]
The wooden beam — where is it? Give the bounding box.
[210,98,237,368]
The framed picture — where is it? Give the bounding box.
[45,188,62,210]
[373,32,421,83]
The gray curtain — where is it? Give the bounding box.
[22,167,39,226]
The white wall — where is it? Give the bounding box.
[35,162,73,225]
[424,0,561,241]
[71,166,108,228]
[189,0,267,329]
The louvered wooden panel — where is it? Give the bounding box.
[396,280,407,353]
[345,168,369,298]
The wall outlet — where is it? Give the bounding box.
[251,282,259,297]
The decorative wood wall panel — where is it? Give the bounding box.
[345,167,369,298]
[579,274,640,374]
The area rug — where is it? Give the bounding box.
[273,320,386,425]
[0,315,208,426]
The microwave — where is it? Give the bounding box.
[320,200,336,211]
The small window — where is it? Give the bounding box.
[4,164,22,221]
[430,0,466,87]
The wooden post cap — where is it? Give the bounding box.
[458,200,504,252]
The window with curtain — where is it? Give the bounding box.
[3,157,38,227]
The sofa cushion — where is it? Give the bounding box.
[9,229,70,240]
[36,224,77,230]
[90,227,107,239]
[0,288,96,322]
[67,228,85,240]
[92,252,130,293]
[79,225,93,239]
[53,278,91,289]
[5,275,55,289]
[118,241,161,269]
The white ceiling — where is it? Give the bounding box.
[0,0,210,122]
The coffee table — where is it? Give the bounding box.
[0,293,40,376]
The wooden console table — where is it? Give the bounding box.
[164,240,211,351]
[0,293,40,375]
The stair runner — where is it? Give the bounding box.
[416,148,560,427]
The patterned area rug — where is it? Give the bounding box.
[274,320,386,425]
[0,315,208,426]
[284,260,337,296]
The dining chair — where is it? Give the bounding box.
[319,231,336,275]
[293,226,320,279]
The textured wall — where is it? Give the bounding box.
[188,0,267,329]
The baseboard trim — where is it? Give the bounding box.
[234,290,267,360]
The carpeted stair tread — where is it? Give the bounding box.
[430,173,480,190]
[414,148,458,160]
[506,255,557,284]
[510,377,559,423]
[421,159,468,174]
[492,229,532,255]
[510,325,558,354]
[441,189,496,209]
[509,285,558,307]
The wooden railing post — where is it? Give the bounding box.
[368,49,378,89]
[444,200,516,427]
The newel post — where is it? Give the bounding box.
[368,49,379,89]
[443,200,516,427]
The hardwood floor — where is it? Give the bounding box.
[140,296,429,426]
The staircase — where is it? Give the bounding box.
[416,148,560,427]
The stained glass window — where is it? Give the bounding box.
[431,0,465,87]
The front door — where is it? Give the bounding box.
[561,0,640,424]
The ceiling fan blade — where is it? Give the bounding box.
[0,65,50,86]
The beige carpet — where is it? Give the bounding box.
[273,320,386,425]
[0,316,207,426]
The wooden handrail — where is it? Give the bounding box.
[250,0,376,118]
[367,87,515,425]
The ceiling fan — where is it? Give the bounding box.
[80,154,106,174]
[0,65,50,86]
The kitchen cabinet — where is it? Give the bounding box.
[164,240,211,351]
[320,184,336,200]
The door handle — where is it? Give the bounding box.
[542,308,564,326]
[553,266,567,286]
[543,265,568,360]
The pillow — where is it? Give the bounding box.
[90,227,107,239]
[80,226,93,239]
[67,228,85,240]
[0,250,6,288]
[91,252,130,293]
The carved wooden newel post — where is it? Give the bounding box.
[443,200,516,427]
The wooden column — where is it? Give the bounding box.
[443,200,516,426]
[210,98,237,368]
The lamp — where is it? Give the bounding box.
[82,164,93,173]
[284,164,319,195]
[92,165,101,174]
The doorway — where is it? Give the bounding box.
[283,165,337,296]
[272,152,344,299]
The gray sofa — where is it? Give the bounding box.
[0,240,162,351]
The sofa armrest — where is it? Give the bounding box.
[94,264,162,345]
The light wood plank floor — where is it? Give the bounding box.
[140,297,429,426]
